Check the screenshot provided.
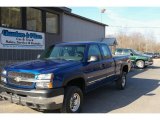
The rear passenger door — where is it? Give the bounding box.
[100,44,116,80]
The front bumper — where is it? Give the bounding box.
[145,61,153,66]
[0,84,64,110]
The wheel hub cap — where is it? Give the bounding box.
[122,74,126,87]
[70,93,80,112]
[136,61,144,68]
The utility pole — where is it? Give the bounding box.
[101,13,102,23]
[100,8,106,23]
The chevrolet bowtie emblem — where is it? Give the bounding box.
[14,77,21,82]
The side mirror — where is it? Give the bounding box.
[88,56,98,62]
[37,54,41,59]
[130,53,134,56]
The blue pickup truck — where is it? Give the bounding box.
[0,41,131,113]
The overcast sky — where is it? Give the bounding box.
[71,7,160,42]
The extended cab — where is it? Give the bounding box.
[0,42,130,113]
[115,48,153,69]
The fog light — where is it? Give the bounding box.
[36,82,53,89]
[1,77,7,83]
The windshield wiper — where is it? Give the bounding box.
[53,58,68,61]
[41,57,77,61]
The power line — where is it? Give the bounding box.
[108,26,160,28]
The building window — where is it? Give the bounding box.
[46,12,58,33]
[26,8,42,32]
[1,7,22,28]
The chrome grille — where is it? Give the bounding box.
[8,71,35,87]
[8,71,35,79]
[9,79,33,86]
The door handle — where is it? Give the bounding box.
[101,64,106,69]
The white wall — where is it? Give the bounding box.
[62,14,105,42]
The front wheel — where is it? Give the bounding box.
[60,86,83,113]
[116,72,127,90]
[136,60,145,69]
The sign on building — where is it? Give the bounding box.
[0,27,45,50]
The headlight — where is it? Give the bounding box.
[1,69,7,84]
[1,69,7,75]
[35,73,53,89]
[36,73,53,80]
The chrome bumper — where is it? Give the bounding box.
[145,61,153,66]
[0,84,64,110]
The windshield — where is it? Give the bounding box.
[40,44,86,61]
[132,49,141,55]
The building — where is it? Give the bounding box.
[0,7,107,67]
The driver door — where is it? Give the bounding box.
[84,44,106,90]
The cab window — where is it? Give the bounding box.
[115,49,123,55]
[123,49,131,55]
[88,45,102,60]
[100,44,112,59]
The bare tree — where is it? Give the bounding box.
[114,31,160,53]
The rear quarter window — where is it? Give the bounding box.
[100,44,112,59]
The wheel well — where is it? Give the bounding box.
[123,65,128,73]
[136,59,144,62]
[66,78,85,92]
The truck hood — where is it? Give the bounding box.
[143,54,153,58]
[5,59,81,74]
[135,53,149,58]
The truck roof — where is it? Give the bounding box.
[56,41,105,45]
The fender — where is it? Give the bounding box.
[62,72,86,87]
[120,62,129,73]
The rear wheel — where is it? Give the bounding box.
[60,86,83,113]
[116,71,127,90]
[136,60,145,69]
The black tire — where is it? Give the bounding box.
[60,86,83,113]
[116,72,127,90]
[136,60,145,69]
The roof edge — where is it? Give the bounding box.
[49,7,108,26]
[64,12,108,27]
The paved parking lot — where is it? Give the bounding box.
[0,59,160,113]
